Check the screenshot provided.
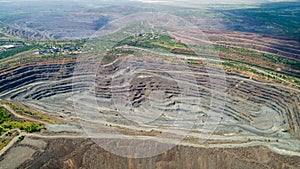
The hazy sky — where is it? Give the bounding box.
[129,0,298,4]
[0,0,298,3]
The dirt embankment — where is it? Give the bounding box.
[17,138,300,169]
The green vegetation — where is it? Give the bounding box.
[112,32,300,87]
[221,61,235,68]
[0,39,24,46]
[0,139,9,150]
[187,59,204,65]
[224,3,300,38]
[17,135,25,142]
[2,101,56,123]
[0,106,11,124]
[0,38,84,62]
[102,55,115,64]
[40,39,86,50]
[116,33,194,55]
[0,106,44,135]
[0,44,41,60]
[99,32,194,64]
[0,39,84,71]
[0,130,18,150]
[222,61,263,76]
[221,59,300,88]
[215,45,300,70]
[108,48,135,55]
[101,48,135,64]
[260,53,300,70]
[190,43,300,87]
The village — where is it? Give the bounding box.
[38,45,82,55]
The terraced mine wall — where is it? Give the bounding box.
[0,54,299,137]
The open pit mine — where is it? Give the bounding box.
[0,15,300,169]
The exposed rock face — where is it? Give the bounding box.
[17,138,300,169]
[0,54,299,136]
